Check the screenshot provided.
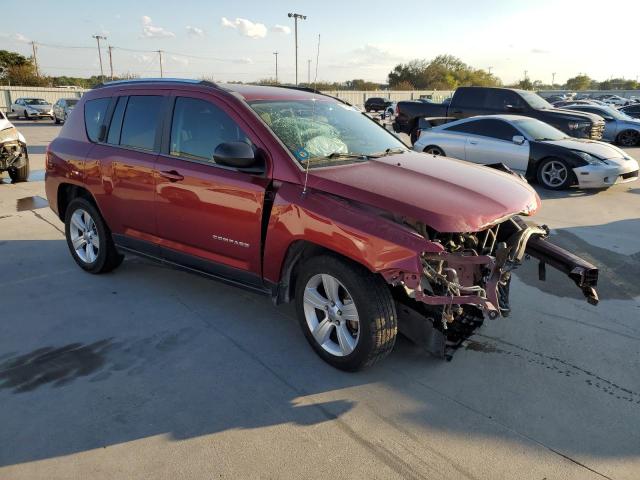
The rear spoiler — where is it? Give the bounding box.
[418,117,457,129]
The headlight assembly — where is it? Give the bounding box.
[572,150,606,165]
[568,121,591,130]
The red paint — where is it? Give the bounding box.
[45,81,541,308]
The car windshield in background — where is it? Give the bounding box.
[66,99,79,106]
[248,99,406,167]
[25,99,49,105]
[513,118,568,141]
[520,91,552,109]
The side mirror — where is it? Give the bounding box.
[512,135,526,145]
[213,142,258,169]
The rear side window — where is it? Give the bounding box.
[484,90,525,111]
[445,119,519,141]
[84,98,110,142]
[453,88,486,108]
[120,96,164,151]
[169,97,251,163]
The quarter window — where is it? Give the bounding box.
[170,97,251,163]
[107,96,128,145]
[84,97,110,143]
[119,96,164,151]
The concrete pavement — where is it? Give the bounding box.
[1,121,639,479]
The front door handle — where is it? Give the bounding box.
[159,170,184,182]
[469,140,478,145]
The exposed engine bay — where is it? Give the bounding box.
[389,215,599,359]
[0,126,28,174]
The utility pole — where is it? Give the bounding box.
[287,12,307,85]
[307,59,311,84]
[273,51,278,83]
[92,35,107,80]
[487,66,493,75]
[524,70,528,80]
[108,46,114,80]
[157,50,164,78]
[30,41,39,77]
[552,72,556,87]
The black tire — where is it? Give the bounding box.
[616,130,640,147]
[409,125,420,145]
[54,115,61,124]
[8,154,29,183]
[294,255,397,371]
[536,157,572,190]
[64,197,124,274]
[23,110,29,120]
[423,145,445,156]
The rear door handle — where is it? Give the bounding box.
[159,170,184,182]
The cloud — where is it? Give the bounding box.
[331,44,404,68]
[271,24,291,34]
[186,25,204,37]
[132,53,153,64]
[530,48,550,54]
[220,17,267,39]
[231,57,253,64]
[170,55,189,66]
[7,33,31,43]
[141,16,175,38]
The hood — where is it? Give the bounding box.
[546,138,630,160]
[27,104,51,111]
[306,151,540,233]
[543,107,603,123]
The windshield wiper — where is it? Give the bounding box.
[368,148,406,158]
[303,152,370,165]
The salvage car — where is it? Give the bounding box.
[394,87,605,144]
[564,104,640,146]
[10,98,54,119]
[45,79,599,370]
[413,115,638,190]
[0,110,29,182]
[364,97,392,112]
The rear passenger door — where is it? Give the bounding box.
[154,91,270,284]
[85,93,168,250]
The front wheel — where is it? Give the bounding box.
[616,130,640,147]
[54,115,61,124]
[424,145,445,156]
[8,155,29,183]
[22,110,29,120]
[537,157,572,190]
[295,255,397,371]
[64,197,124,274]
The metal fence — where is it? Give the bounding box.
[325,90,454,106]
[0,86,88,113]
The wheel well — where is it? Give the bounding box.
[56,184,97,221]
[422,145,444,155]
[273,241,375,305]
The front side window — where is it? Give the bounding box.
[445,119,518,141]
[170,97,251,162]
[248,99,406,168]
[120,95,164,151]
[84,97,110,143]
[485,90,525,111]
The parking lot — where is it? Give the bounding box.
[1,120,639,479]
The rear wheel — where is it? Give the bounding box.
[295,255,397,371]
[424,145,445,156]
[8,155,29,183]
[616,130,640,147]
[54,114,61,124]
[64,197,124,274]
[537,157,572,190]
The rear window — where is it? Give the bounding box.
[119,96,164,151]
[84,98,110,143]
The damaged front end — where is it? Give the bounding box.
[384,216,599,358]
[0,126,28,174]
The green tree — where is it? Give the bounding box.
[564,75,592,90]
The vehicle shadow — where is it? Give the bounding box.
[0,233,639,469]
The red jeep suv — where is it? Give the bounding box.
[45,79,598,370]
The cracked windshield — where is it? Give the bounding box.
[249,99,406,167]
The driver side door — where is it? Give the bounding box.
[462,119,530,171]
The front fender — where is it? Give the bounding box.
[262,182,443,285]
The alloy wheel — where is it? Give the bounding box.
[302,273,360,357]
[618,130,639,147]
[69,209,100,263]
[540,160,568,188]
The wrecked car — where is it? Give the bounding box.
[0,110,29,182]
[45,80,598,371]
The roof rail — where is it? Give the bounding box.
[261,84,352,106]
[92,78,218,89]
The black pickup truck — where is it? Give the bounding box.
[394,87,605,143]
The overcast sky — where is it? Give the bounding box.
[1,0,638,85]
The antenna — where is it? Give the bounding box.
[302,33,321,197]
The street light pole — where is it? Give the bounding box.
[31,41,39,77]
[287,12,307,85]
[157,50,164,78]
[552,72,556,87]
[307,59,311,84]
[273,51,278,83]
[108,46,114,80]
[92,35,107,80]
